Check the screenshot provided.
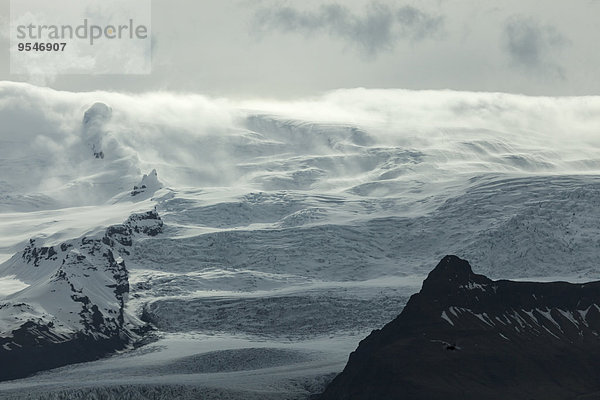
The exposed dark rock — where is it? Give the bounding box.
[320,255,600,400]
[22,240,58,267]
[0,331,130,382]
[0,210,163,382]
[131,169,161,197]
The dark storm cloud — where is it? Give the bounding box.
[396,5,443,41]
[252,2,443,56]
[503,16,569,78]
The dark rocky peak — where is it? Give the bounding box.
[123,209,163,235]
[104,209,162,246]
[403,256,495,317]
[319,257,600,400]
[421,255,492,293]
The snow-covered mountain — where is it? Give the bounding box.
[0,210,162,381]
[1,82,600,398]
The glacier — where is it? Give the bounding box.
[1,82,600,398]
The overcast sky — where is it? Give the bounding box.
[1,0,599,98]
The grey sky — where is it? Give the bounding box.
[1,0,599,97]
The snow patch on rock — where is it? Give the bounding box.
[0,209,163,380]
[131,169,162,198]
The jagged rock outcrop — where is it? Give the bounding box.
[131,169,162,197]
[320,255,600,400]
[0,210,162,381]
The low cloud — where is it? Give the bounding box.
[503,16,569,79]
[4,82,600,208]
[252,2,443,56]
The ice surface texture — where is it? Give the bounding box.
[2,83,600,397]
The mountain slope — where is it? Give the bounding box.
[0,210,162,381]
[320,256,600,400]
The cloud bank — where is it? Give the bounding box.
[503,16,569,79]
[3,82,600,209]
[253,2,443,56]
